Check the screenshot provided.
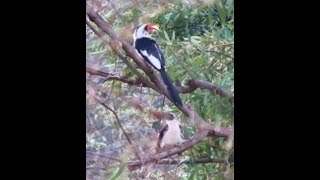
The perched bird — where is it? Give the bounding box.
[139,113,183,178]
[133,23,183,106]
[156,113,183,152]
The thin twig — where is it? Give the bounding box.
[86,166,106,170]
[157,157,226,164]
[90,93,142,161]
[205,49,234,59]
[165,43,195,79]
[86,151,122,162]
[91,95,133,144]
[86,67,146,87]
[194,43,234,60]
[209,42,234,48]
[97,5,109,13]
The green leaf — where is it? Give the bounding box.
[190,36,201,44]
[223,27,232,40]
[131,8,142,18]
[188,169,196,180]
[164,12,173,23]
[163,30,170,42]
[110,165,125,180]
[204,94,209,107]
[173,13,181,22]
[172,30,175,41]
[216,3,226,24]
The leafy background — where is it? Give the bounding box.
[86,0,234,179]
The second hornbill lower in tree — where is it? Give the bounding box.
[156,113,183,152]
[133,23,183,106]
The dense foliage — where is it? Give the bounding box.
[86,0,233,179]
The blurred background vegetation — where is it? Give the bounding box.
[86,0,233,179]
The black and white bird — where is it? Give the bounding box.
[156,113,183,152]
[133,23,183,106]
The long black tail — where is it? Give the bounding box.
[160,69,183,106]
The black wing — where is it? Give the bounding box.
[135,37,165,69]
[157,124,168,150]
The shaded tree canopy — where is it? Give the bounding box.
[86,0,234,179]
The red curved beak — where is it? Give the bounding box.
[147,23,160,32]
[151,25,160,32]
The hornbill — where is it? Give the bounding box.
[133,23,183,106]
[156,113,183,152]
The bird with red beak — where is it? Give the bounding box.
[133,23,183,106]
[146,22,160,32]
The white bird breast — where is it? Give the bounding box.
[160,121,182,148]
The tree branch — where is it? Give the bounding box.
[157,157,226,164]
[127,130,209,171]
[87,67,233,100]
[208,126,234,137]
[89,94,141,160]
[128,157,225,171]
[91,95,133,144]
[179,79,233,99]
[86,166,106,170]
[86,67,147,87]
[86,151,122,162]
[209,42,234,48]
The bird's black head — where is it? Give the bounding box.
[165,113,175,121]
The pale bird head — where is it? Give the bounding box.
[133,23,160,41]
